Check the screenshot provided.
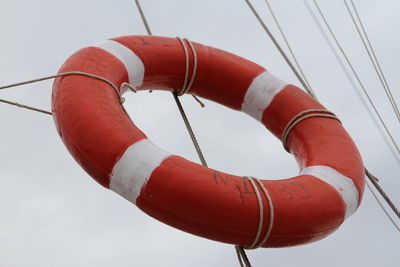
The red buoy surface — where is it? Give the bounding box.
[52,36,365,248]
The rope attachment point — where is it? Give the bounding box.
[282,109,341,152]
[176,37,198,96]
[243,176,274,249]
[236,176,274,266]
[0,71,139,115]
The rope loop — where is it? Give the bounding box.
[242,176,274,250]
[176,37,198,96]
[0,71,135,115]
[55,71,127,104]
[282,109,341,152]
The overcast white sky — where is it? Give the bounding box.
[0,0,399,266]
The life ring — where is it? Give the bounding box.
[52,36,365,248]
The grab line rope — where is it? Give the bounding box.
[282,109,340,152]
[0,71,124,103]
[0,71,130,115]
[244,176,274,249]
[176,37,198,96]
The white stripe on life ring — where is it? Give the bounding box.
[93,39,145,87]
[241,71,288,121]
[301,165,359,219]
[110,139,171,204]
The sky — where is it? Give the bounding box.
[0,0,399,266]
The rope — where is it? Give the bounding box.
[176,37,203,106]
[0,71,130,116]
[302,0,400,167]
[176,37,198,96]
[343,0,400,123]
[177,37,190,95]
[192,95,205,108]
[172,92,207,166]
[0,71,125,104]
[263,0,315,97]
[120,82,138,93]
[133,0,207,166]
[133,0,225,262]
[366,181,400,232]
[243,0,316,98]
[349,0,400,121]
[132,1,398,264]
[304,0,400,232]
[235,177,274,266]
[0,98,52,115]
[244,176,274,249]
[281,109,340,152]
[134,0,152,35]
[245,177,265,249]
[311,0,400,160]
[365,168,400,221]
[245,0,400,233]
[235,245,251,267]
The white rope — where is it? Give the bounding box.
[176,37,198,96]
[0,71,134,116]
[0,71,126,104]
[244,176,274,249]
[281,109,340,152]
[183,39,198,95]
[245,177,264,249]
[177,37,190,95]
[120,82,138,93]
[253,178,274,247]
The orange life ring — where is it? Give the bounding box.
[52,36,365,248]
